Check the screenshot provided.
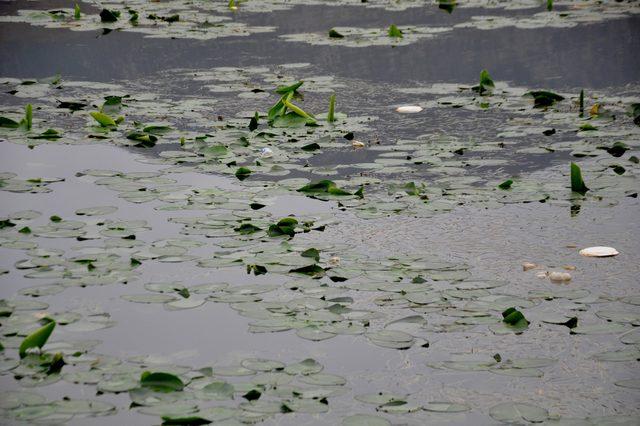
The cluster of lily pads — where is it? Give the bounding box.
[1,313,363,424]
[281,1,640,47]
[2,70,638,224]
[0,7,639,422]
[2,1,639,44]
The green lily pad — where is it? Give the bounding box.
[489,402,549,423]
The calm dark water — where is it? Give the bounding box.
[1,3,639,89]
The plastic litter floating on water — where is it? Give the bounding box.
[259,147,273,158]
[549,271,572,282]
[522,262,537,271]
[579,246,619,257]
[352,140,365,148]
[395,105,423,113]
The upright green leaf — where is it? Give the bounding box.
[388,24,403,38]
[18,104,32,131]
[327,94,336,123]
[90,111,117,127]
[74,3,81,19]
[283,98,315,121]
[328,29,344,38]
[248,112,259,131]
[19,320,56,358]
[570,162,589,195]
[546,0,553,11]
[477,69,495,95]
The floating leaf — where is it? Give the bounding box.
[267,217,298,238]
[0,117,19,128]
[100,8,119,23]
[498,179,513,190]
[298,180,351,196]
[301,248,320,262]
[343,414,390,426]
[126,132,158,147]
[235,167,252,181]
[140,372,184,392]
[525,90,564,108]
[424,401,470,413]
[489,402,549,423]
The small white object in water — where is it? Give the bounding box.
[395,105,423,114]
[259,147,273,158]
[536,271,548,279]
[548,271,572,282]
[328,256,340,266]
[522,262,537,271]
[579,246,619,257]
[352,140,365,148]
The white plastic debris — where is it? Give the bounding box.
[328,256,341,266]
[259,147,273,158]
[522,262,537,271]
[352,140,365,148]
[395,105,423,113]
[579,246,619,257]
[548,271,572,282]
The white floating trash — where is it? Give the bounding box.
[351,140,365,148]
[548,271,572,282]
[579,246,619,257]
[259,147,273,158]
[395,105,423,113]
